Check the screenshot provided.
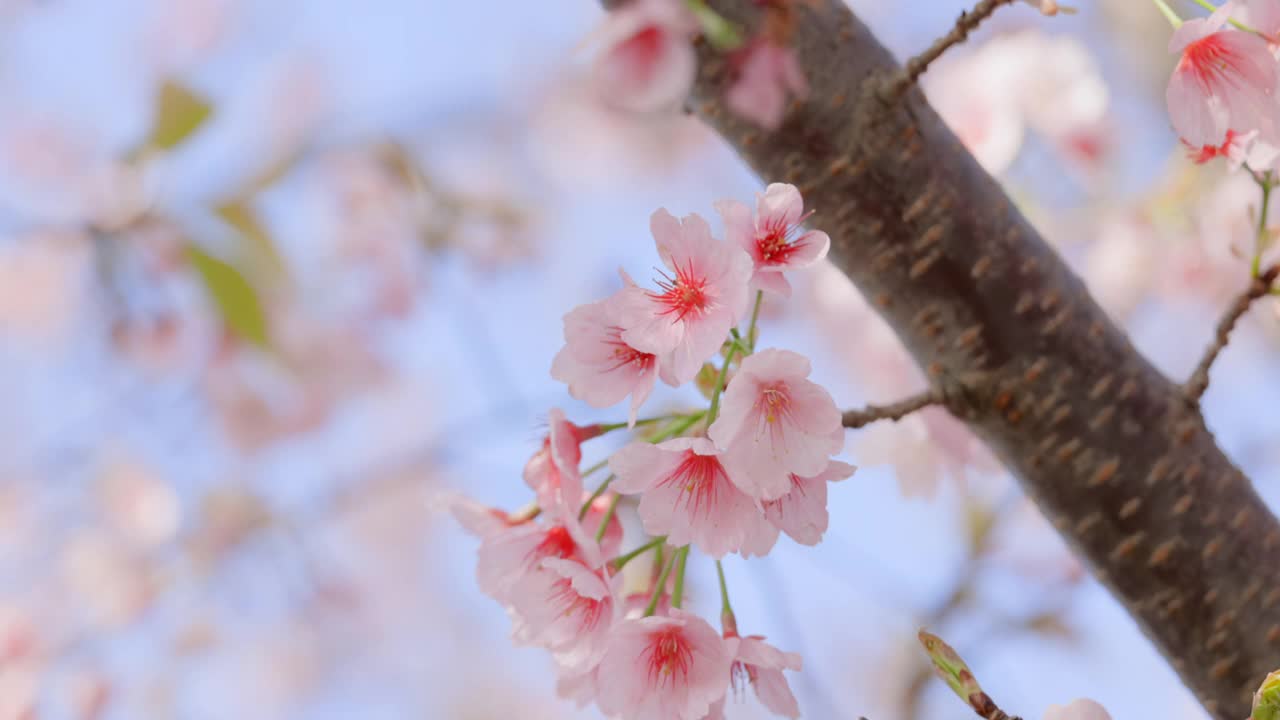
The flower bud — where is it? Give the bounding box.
[1253,669,1280,720]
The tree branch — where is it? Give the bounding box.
[842,390,942,428]
[1184,264,1279,403]
[879,0,1018,102]
[682,2,1280,717]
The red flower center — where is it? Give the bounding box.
[534,526,577,560]
[604,325,657,373]
[1181,33,1247,89]
[651,259,710,322]
[549,574,607,629]
[643,627,694,687]
[755,211,814,266]
[661,451,729,518]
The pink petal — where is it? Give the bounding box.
[752,269,793,298]
[757,183,805,229]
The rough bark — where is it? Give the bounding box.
[681,2,1280,717]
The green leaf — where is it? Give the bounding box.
[185,242,268,347]
[686,0,743,51]
[213,200,286,278]
[918,630,981,700]
[148,81,213,151]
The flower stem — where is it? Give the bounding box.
[715,560,733,616]
[579,474,615,520]
[670,546,691,609]
[746,290,764,352]
[1252,172,1275,278]
[596,415,682,433]
[705,345,738,426]
[651,411,707,443]
[612,536,667,573]
[644,548,678,616]
[594,493,620,543]
[1187,0,1256,31]
[1150,0,1184,27]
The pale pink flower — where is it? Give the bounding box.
[556,663,600,709]
[1022,0,1077,14]
[1166,4,1278,151]
[725,42,808,130]
[474,519,599,605]
[523,409,600,517]
[551,286,660,427]
[1043,699,1112,720]
[442,493,516,539]
[617,210,753,385]
[762,460,856,546]
[1243,0,1280,42]
[715,183,830,298]
[509,557,621,671]
[590,0,698,112]
[610,437,777,558]
[596,609,732,720]
[1184,128,1258,166]
[708,349,844,501]
[725,634,803,719]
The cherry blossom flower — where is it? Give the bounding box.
[556,663,600,709]
[609,437,778,558]
[715,183,830,298]
[616,209,753,385]
[1243,0,1280,42]
[1185,129,1258,166]
[589,0,698,112]
[1043,699,1112,720]
[474,519,599,606]
[523,409,600,517]
[1166,3,1278,152]
[551,286,660,427]
[762,460,857,546]
[509,557,621,671]
[596,609,732,720]
[724,634,803,719]
[1022,0,1077,15]
[708,349,844,501]
[442,493,517,539]
[726,42,808,130]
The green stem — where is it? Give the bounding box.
[1151,0,1183,27]
[1188,0,1256,31]
[1252,174,1274,278]
[706,348,738,426]
[746,290,763,352]
[651,411,707,443]
[644,548,678,616]
[597,415,681,433]
[579,474,615,520]
[715,560,733,616]
[612,536,667,573]
[594,493,620,543]
[582,458,608,478]
[670,546,691,609]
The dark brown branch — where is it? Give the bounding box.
[842,390,942,428]
[879,0,1018,102]
[684,2,1280,717]
[1184,264,1279,403]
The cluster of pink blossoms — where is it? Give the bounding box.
[587,0,810,130]
[455,183,851,719]
[1165,0,1280,168]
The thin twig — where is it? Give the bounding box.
[842,390,943,429]
[1184,264,1279,403]
[879,0,1017,102]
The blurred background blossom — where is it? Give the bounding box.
[0,0,1276,718]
